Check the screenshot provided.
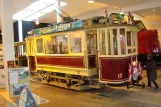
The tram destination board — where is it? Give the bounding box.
[34,20,83,35]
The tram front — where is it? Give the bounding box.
[98,24,138,85]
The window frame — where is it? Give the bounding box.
[98,26,138,57]
[35,37,45,55]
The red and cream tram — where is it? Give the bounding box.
[25,14,139,90]
[98,25,138,84]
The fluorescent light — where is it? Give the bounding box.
[88,0,95,3]
[39,0,56,5]
[25,1,46,11]
[60,2,67,6]
[24,12,45,21]
[13,0,67,21]
[13,10,35,20]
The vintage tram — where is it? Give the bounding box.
[25,14,140,90]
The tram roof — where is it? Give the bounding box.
[26,19,137,38]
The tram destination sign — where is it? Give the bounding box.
[34,20,83,35]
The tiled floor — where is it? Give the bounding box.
[1,70,161,107]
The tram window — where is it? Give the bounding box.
[18,45,26,56]
[86,31,97,54]
[127,31,135,46]
[56,35,68,54]
[36,38,43,53]
[70,34,82,53]
[45,35,68,54]
[15,46,18,57]
[120,29,126,55]
[113,29,118,55]
[99,30,106,55]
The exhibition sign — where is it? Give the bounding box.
[7,60,14,68]
[34,20,83,35]
[8,67,30,98]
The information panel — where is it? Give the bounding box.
[8,67,30,98]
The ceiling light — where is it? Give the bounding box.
[13,10,35,20]
[153,9,156,11]
[24,12,45,21]
[88,0,95,3]
[35,19,39,25]
[60,2,67,6]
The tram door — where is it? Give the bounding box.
[98,26,138,84]
[85,30,97,70]
[26,39,36,72]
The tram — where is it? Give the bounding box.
[24,13,141,90]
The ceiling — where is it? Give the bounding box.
[38,0,108,23]
[95,0,161,8]
[0,0,161,28]
[135,6,161,21]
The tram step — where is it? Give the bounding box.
[89,84,104,89]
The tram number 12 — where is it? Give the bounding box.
[118,73,123,79]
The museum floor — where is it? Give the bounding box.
[1,70,161,107]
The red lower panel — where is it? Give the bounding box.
[100,57,132,82]
[29,56,36,71]
[37,56,85,68]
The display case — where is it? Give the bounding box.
[14,42,27,67]
[0,44,5,88]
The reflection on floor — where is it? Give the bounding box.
[1,70,161,107]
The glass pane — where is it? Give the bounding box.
[70,34,82,53]
[107,30,111,55]
[18,45,26,56]
[127,31,135,46]
[128,49,136,53]
[36,38,43,53]
[113,29,118,55]
[120,29,126,55]
[86,31,97,54]
[15,46,18,57]
[46,35,68,54]
[99,30,106,55]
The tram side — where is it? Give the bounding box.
[26,30,101,90]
